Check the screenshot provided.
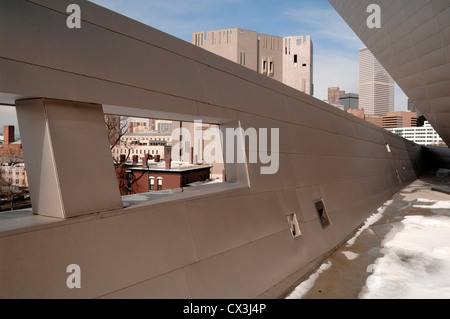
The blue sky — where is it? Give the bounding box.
[0,0,408,136]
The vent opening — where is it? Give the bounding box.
[386,143,391,153]
[287,213,301,238]
[315,200,330,229]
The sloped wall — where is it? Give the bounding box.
[0,0,424,298]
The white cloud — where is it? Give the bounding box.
[284,6,364,50]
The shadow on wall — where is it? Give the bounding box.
[422,146,450,170]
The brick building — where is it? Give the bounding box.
[0,125,23,160]
[116,154,213,195]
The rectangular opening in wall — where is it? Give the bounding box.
[294,54,298,64]
[314,199,330,229]
[297,39,302,45]
[395,169,401,184]
[302,64,307,67]
[287,213,301,238]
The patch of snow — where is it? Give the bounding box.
[359,213,450,299]
[285,262,332,299]
[342,251,359,260]
[346,200,393,247]
[413,198,450,210]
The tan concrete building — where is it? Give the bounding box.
[193,28,313,95]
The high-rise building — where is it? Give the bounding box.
[339,93,359,111]
[359,47,394,116]
[408,99,422,117]
[192,28,313,95]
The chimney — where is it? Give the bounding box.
[164,144,172,170]
[3,125,14,145]
[142,156,148,168]
[165,158,171,170]
[154,155,160,163]
[132,155,138,165]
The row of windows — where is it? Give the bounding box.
[149,177,163,191]
[1,169,26,175]
[113,149,160,155]
[123,137,169,142]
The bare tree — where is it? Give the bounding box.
[105,114,134,166]
[105,114,129,150]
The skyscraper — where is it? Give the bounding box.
[359,47,394,116]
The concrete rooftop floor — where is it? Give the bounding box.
[286,170,450,299]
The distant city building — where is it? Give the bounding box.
[129,121,150,133]
[0,125,23,160]
[193,28,313,95]
[359,47,394,116]
[386,121,445,146]
[328,87,345,104]
[0,163,28,188]
[339,93,359,111]
[365,115,384,128]
[407,99,421,116]
[347,109,365,120]
[155,120,173,132]
[111,131,172,163]
[382,111,417,129]
[407,99,425,126]
[347,110,417,130]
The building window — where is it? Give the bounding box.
[294,54,298,64]
[149,177,155,190]
[157,178,163,191]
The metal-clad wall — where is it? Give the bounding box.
[0,0,423,298]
